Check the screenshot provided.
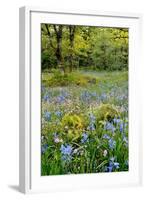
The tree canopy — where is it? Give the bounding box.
[41,24,128,72]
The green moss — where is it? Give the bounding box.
[94,103,119,122]
[61,114,84,140]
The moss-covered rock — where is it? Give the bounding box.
[61,114,84,140]
[94,103,119,122]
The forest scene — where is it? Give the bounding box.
[41,23,129,175]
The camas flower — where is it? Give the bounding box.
[107,162,113,172]
[81,132,88,143]
[87,113,96,131]
[60,144,73,161]
[43,94,50,102]
[80,91,91,102]
[60,144,72,155]
[107,158,120,172]
[113,162,120,168]
[55,111,62,118]
[57,95,65,103]
[103,134,110,140]
[108,138,116,149]
[87,123,95,131]
[44,111,51,121]
[119,122,124,133]
[113,118,121,124]
[104,122,115,133]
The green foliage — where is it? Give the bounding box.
[41,25,128,72]
[61,114,84,140]
[91,28,128,71]
[94,103,119,122]
[42,69,69,87]
[42,70,98,87]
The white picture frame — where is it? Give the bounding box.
[19,6,143,194]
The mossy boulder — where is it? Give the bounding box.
[61,114,84,140]
[94,104,119,122]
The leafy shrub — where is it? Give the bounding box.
[61,114,84,140]
[94,103,119,122]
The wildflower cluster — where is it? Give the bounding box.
[41,71,128,175]
[60,144,73,161]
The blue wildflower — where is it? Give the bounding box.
[108,138,116,149]
[80,91,91,102]
[107,161,113,172]
[55,111,62,118]
[103,134,110,140]
[119,122,124,133]
[113,118,121,124]
[113,162,120,169]
[104,122,115,133]
[60,144,72,155]
[107,158,120,172]
[57,95,65,103]
[44,111,51,121]
[87,113,96,131]
[88,123,95,131]
[60,144,72,161]
[43,94,50,102]
[81,132,88,143]
[41,144,48,154]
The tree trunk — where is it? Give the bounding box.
[69,26,76,72]
[53,25,65,73]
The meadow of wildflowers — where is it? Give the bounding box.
[41,70,128,175]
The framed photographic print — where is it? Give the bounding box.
[19,6,142,193]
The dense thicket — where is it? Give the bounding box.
[41,24,128,71]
